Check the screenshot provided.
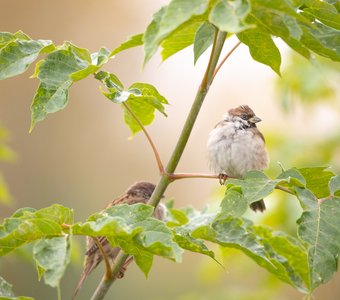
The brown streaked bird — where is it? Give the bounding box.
[73,181,165,298]
[207,105,269,212]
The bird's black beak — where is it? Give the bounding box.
[249,116,261,124]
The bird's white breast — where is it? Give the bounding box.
[207,121,269,178]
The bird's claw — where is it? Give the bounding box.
[218,173,228,185]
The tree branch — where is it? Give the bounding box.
[168,173,220,181]
[122,102,165,174]
[90,253,129,300]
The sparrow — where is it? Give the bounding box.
[207,105,269,212]
[73,181,165,298]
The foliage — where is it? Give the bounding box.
[0,0,340,299]
[0,168,340,297]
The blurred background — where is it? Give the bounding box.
[1,0,340,299]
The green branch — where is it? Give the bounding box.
[149,29,227,206]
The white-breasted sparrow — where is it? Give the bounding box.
[73,181,165,297]
[207,105,269,212]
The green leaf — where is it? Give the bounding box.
[98,73,169,136]
[209,0,254,33]
[329,175,340,196]
[166,208,189,227]
[70,46,111,81]
[298,167,334,198]
[173,227,215,259]
[247,0,312,59]
[193,211,308,291]
[0,204,73,256]
[30,43,111,130]
[33,236,71,288]
[220,186,248,216]
[0,276,34,300]
[223,169,306,213]
[111,34,144,56]
[30,43,88,130]
[251,0,307,22]
[253,226,310,291]
[143,0,210,64]
[296,188,340,290]
[162,16,205,61]
[193,22,215,64]
[299,21,340,61]
[277,167,306,187]
[0,31,54,80]
[304,0,340,30]
[72,204,182,277]
[226,171,283,206]
[166,207,216,259]
[237,29,281,75]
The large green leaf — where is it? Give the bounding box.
[162,16,206,61]
[299,21,340,62]
[0,277,33,300]
[192,211,309,291]
[33,236,71,288]
[225,171,290,206]
[209,0,254,33]
[143,0,210,63]
[298,167,334,198]
[166,207,216,259]
[0,31,54,80]
[97,71,169,136]
[237,29,281,75]
[296,187,340,290]
[72,203,182,277]
[30,43,111,130]
[245,0,340,62]
[0,205,73,256]
[304,0,340,30]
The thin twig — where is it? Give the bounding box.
[275,185,295,195]
[212,41,241,81]
[122,102,165,174]
[93,237,112,280]
[168,173,221,180]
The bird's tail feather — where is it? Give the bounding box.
[250,199,266,212]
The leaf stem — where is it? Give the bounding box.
[122,102,165,174]
[276,185,295,195]
[93,237,112,280]
[212,40,241,81]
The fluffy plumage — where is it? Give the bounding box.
[73,181,165,298]
[207,105,269,212]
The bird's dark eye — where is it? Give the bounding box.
[240,114,248,120]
